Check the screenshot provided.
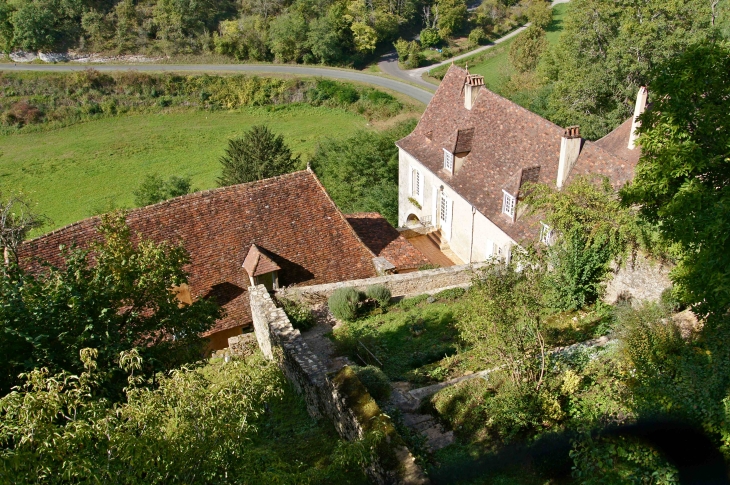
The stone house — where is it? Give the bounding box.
[396,64,646,264]
[18,170,426,350]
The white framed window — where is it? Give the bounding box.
[540,222,553,245]
[443,149,454,172]
[502,190,516,218]
[409,166,423,205]
[440,195,449,224]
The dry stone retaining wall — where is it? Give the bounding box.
[278,263,486,304]
[603,253,673,305]
[240,285,428,484]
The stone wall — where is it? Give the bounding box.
[242,285,428,485]
[277,263,486,304]
[603,253,673,305]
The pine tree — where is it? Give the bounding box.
[218,125,300,186]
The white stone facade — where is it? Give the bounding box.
[398,148,515,264]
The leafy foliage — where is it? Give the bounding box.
[526,0,552,30]
[328,287,362,321]
[309,119,416,226]
[621,42,730,318]
[218,125,300,186]
[133,174,193,207]
[0,192,46,266]
[0,212,221,396]
[0,349,371,484]
[509,25,547,73]
[278,297,316,331]
[365,284,392,308]
[419,27,441,47]
[351,364,391,402]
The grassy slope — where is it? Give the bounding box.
[0,105,369,232]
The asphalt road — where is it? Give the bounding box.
[0,63,435,105]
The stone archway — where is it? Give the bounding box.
[406,213,420,227]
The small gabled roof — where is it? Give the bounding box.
[243,244,281,277]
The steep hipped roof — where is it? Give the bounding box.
[18,170,378,336]
[396,65,636,243]
[345,213,429,271]
[243,244,281,277]
[593,116,642,166]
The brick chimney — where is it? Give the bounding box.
[628,86,648,150]
[464,73,484,110]
[557,126,581,189]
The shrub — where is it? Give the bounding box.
[395,294,429,310]
[279,298,316,331]
[420,28,441,48]
[351,365,391,402]
[468,27,487,47]
[328,287,361,321]
[366,285,392,308]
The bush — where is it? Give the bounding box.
[328,287,361,321]
[366,285,392,308]
[468,27,487,47]
[420,28,441,48]
[279,298,316,331]
[351,365,391,402]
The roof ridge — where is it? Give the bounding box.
[24,170,312,243]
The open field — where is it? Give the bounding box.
[426,3,569,87]
[1,105,372,232]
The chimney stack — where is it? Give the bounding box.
[628,86,648,150]
[557,126,581,189]
[464,74,484,110]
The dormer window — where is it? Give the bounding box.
[502,190,516,219]
[243,244,281,292]
[443,149,454,172]
[540,223,553,245]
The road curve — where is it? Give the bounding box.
[0,63,435,105]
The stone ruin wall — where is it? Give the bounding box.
[277,262,487,304]
[237,285,428,485]
[603,252,673,305]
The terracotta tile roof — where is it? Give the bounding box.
[396,64,636,243]
[242,244,281,277]
[592,116,642,167]
[18,170,378,336]
[345,213,430,271]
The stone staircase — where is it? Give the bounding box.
[426,229,449,250]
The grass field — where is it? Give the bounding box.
[1,105,372,233]
[426,3,569,87]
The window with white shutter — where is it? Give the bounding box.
[443,149,454,172]
[502,191,516,218]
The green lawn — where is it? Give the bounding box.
[427,3,569,87]
[0,105,369,232]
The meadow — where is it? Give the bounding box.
[1,105,370,232]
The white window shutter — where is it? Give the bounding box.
[485,239,494,258]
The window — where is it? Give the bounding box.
[412,169,421,198]
[540,223,553,245]
[502,191,516,218]
[440,195,449,223]
[443,149,454,172]
[485,239,494,259]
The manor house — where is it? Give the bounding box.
[396,64,646,264]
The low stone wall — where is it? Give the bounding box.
[242,285,428,485]
[278,263,486,304]
[603,253,673,305]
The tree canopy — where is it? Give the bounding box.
[0,212,221,395]
[621,42,730,318]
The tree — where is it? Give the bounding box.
[0,212,221,395]
[419,27,440,48]
[133,174,194,207]
[540,0,714,139]
[436,0,467,38]
[509,25,547,73]
[0,193,46,266]
[218,125,300,186]
[309,120,415,226]
[458,258,547,389]
[268,11,308,62]
[525,176,648,310]
[526,0,552,30]
[621,42,730,318]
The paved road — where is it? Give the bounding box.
[378,0,570,88]
[0,63,435,105]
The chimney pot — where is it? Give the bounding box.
[464,74,484,110]
[628,86,648,150]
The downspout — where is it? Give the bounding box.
[469,206,476,264]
